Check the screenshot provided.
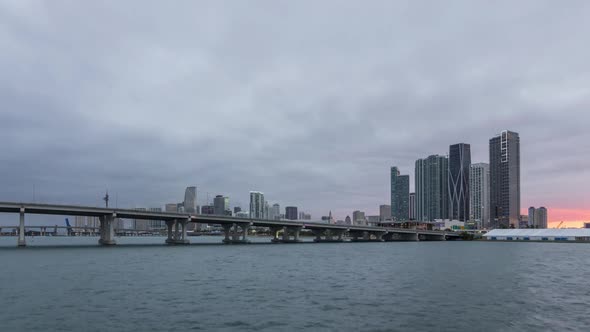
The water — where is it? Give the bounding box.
[1,237,589,331]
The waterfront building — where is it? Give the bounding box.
[470,163,490,229]
[285,206,298,220]
[184,186,197,214]
[490,130,520,228]
[535,207,548,228]
[409,193,416,220]
[449,143,471,221]
[528,207,536,227]
[367,215,380,225]
[352,210,366,225]
[249,191,265,219]
[415,155,449,221]
[391,166,410,221]
[379,204,391,221]
[213,195,229,216]
[484,228,590,242]
[345,215,352,225]
[133,208,148,230]
[147,207,164,230]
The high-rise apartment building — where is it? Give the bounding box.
[285,206,298,220]
[470,163,490,229]
[269,203,280,220]
[379,204,391,221]
[528,207,536,228]
[409,193,416,220]
[490,130,520,228]
[391,167,410,221]
[415,155,449,221]
[213,195,229,216]
[534,207,548,228]
[449,143,471,221]
[249,191,265,219]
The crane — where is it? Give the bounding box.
[556,221,564,229]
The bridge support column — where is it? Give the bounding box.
[98,214,116,246]
[270,226,301,243]
[18,208,26,247]
[313,229,344,242]
[222,223,250,244]
[166,219,190,245]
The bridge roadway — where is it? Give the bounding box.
[0,202,458,246]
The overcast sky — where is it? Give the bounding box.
[1,1,589,225]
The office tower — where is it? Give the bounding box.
[490,130,520,228]
[449,143,471,221]
[528,207,536,228]
[415,155,449,221]
[285,206,298,220]
[391,167,410,221]
[269,203,280,220]
[409,193,416,220]
[264,201,270,219]
[379,204,391,221]
[535,207,548,228]
[213,195,229,216]
[183,186,197,214]
[470,163,490,229]
[352,210,366,225]
[201,205,214,214]
[345,215,352,225]
[249,191,265,219]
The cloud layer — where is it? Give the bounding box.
[1,1,589,223]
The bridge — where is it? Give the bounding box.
[0,202,459,247]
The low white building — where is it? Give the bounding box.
[484,229,590,242]
[433,219,465,231]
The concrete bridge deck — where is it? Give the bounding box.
[0,202,458,246]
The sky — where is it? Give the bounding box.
[0,1,589,227]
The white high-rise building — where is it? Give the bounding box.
[470,163,490,229]
[534,207,548,228]
[249,191,265,219]
[528,207,536,227]
[184,186,197,214]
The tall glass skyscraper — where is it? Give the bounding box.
[449,143,471,221]
[415,155,449,221]
[390,166,410,221]
[489,130,520,228]
[470,163,490,229]
[183,186,197,214]
[249,191,265,219]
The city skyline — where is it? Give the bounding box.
[0,2,589,227]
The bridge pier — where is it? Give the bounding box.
[222,223,250,244]
[270,226,302,243]
[383,232,419,241]
[18,207,26,247]
[312,229,345,242]
[350,230,385,242]
[98,214,116,246]
[166,219,190,245]
[418,233,446,241]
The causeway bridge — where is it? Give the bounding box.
[0,202,459,247]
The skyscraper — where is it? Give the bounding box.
[409,193,416,220]
[213,195,229,215]
[470,163,490,229]
[269,203,280,220]
[390,166,410,221]
[449,143,471,221]
[415,155,449,221]
[184,186,197,214]
[490,130,520,228]
[249,191,265,219]
[379,204,391,221]
[534,207,548,228]
[352,210,366,225]
[285,206,298,220]
[528,207,536,228]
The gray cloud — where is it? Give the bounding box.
[1,0,589,223]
